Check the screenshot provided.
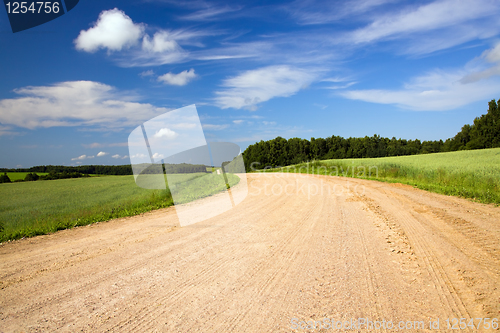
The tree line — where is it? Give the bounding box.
[242,98,500,171]
[0,165,134,175]
[0,163,209,184]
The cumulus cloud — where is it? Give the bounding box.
[214,65,316,110]
[75,8,144,53]
[0,81,170,129]
[158,69,197,86]
[153,128,178,139]
[112,154,129,159]
[142,31,180,53]
[130,153,146,159]
[71,155,95,161]
[97,151,108,157]
[152,153,164,159]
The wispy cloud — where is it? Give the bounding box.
[0,81,170,129]
[180,4,242,21]
[202,124,229,130]
[214,65,317,110]
[340,44,500,111]
[325,82,357,90]
[286,0,395,25]
[0,125,20,137]
[345,0,500,55]
[461,42,500,83]
[82,142,128,149]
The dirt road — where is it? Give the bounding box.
[1,174,499,332]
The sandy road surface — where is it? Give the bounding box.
[1,173,499,332]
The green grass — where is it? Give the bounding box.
[168,172,240,204]
[268,148,500,205]
[4,172,49,181]
[0,173,240,242]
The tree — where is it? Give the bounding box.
[24,173,39,181]
[0,173,11,183]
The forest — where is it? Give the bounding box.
[242,98,500,171]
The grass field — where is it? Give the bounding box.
[4,172,49,181]
[0,173,240,242]
[269,148,500,205]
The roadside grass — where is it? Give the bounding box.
[0,173,240,242]
[267,148,500,205]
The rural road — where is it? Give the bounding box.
[1,173,499,332]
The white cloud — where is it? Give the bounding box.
[153,128,178,139]
[180,5,242,21]
[0,125,20,136]
[202,124,229,130]
[346,0,500,55]
[131,153,147,159]
[112,154,129,159]
[139,70,154,77]
[75,8,144,53]
[97,151,108,157]
[71,155,95,161]
[214,65,316,110]
[325,82,357,90]
[152,153,165,159]
[340,43,500,110]
[461,42,500,83]
[233,120,244,124]
[485,43,500,63]
[158,69,197,86]
[142,31,181,53]
[0,81,170,129]
[288,0,394,25]
[263,121,277,126]
[321,77,352,83]
[341,67,500,111]
[83,142,128,148]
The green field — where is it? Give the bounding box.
[0,173,240,242]
[270,148,500,205]
[5,172,49,181]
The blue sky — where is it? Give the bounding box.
[1,0,500,168]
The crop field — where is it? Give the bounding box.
[4,172,49,181]
[271,148,500,204]
[0,173,240,242]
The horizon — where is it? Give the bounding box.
[2,0,500,168]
